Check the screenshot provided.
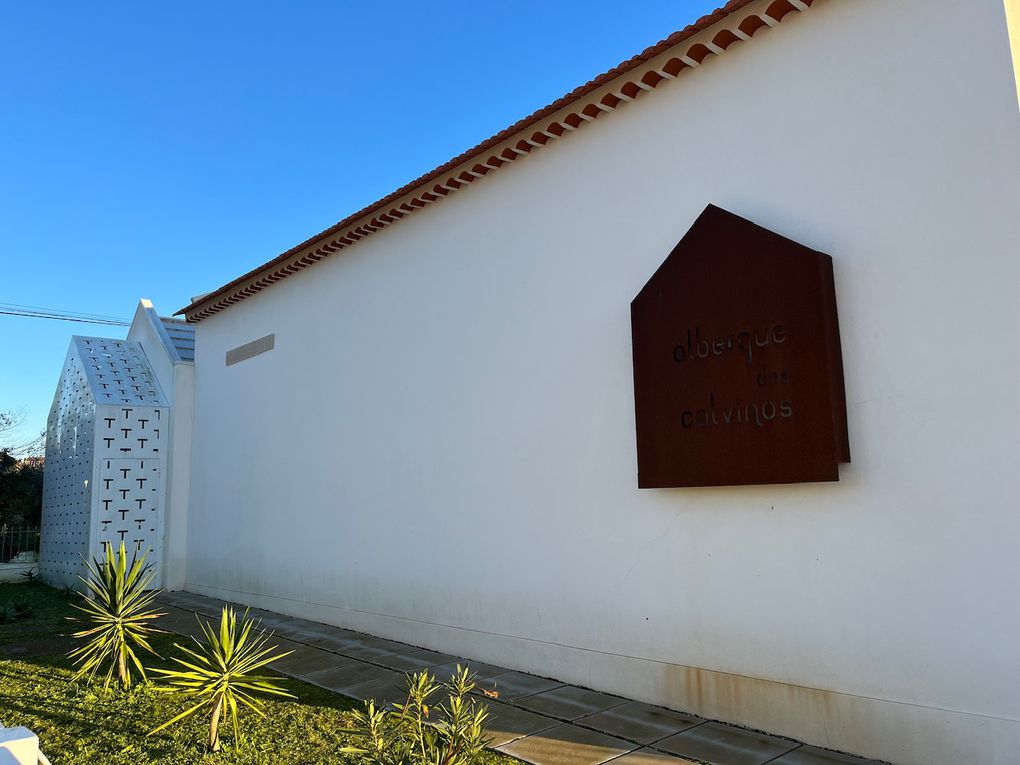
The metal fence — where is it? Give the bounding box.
[0,526,40,565]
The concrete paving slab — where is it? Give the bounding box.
[477,702,567,748]
[515,685,630,721]
[577,702,704,745]
[241,608,294,629]
[473,671,565,701]
[375,649,460,672]
[154,616,195,632]
[653,722,798,765]
[271,622,319,640]
[343,674,413,707]
[265,636,319,653]
[770,746,885,765]
[157,614,214,641]
[298,632,360,652]
[161,593,226,616]
[155,591,198,607]
[267,642,343,675]
[604,746,700,765]
[300,629,371,652]
[154,593,197,612]
[429,660,512,682]
[498,723,636,765]
[160,593,277,625]
[339,645,411,662]
[340,637,414,661]
[285,655,369,684]
[302,661,402,694]
[160,623,206,640]
[154,607,201,628]
[153,603,192,618]
[311,624,369,639]
[274,617,344,641]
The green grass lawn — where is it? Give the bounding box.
[0,582,512,765]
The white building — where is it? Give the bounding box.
[41,2,1020,764]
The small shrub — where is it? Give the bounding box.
[341,665,490,765]
[19,568,37,584]
[67,541,164,690]
[149,606,295,752]
[0,602,17,623]
[11,598,33,618]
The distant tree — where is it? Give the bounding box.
[0,408,45,527]
[0,408,44,458]
[0,409,16,437]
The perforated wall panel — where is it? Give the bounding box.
[77,337,164,406]
[39,336,169,589]
[39,349,96,587]
[93,404,167,586]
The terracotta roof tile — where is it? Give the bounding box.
[181,0,814,320]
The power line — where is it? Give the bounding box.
[0,304,130,327]
[0,301,130,323]
[0,309,130,326]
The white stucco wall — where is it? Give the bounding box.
[162,361,193,591]
[184,2,1020,763]
[127,301,194,590]
[127,302,175,402]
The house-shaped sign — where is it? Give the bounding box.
[630,205,850,488]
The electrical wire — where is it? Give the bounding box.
[0,301,129,322]
[0,303,130,327]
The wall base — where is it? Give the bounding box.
[185,582,1020,765]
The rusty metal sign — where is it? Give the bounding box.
[631,205,850,488]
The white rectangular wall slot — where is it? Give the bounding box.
[226,334,275,366]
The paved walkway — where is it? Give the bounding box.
[155,592,883,765]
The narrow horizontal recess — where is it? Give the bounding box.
[225,334,275,366]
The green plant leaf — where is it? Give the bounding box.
[148,605,296,752]
[66,541,164,690]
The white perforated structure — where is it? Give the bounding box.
[39,337,169,589]
[39,348,95,586]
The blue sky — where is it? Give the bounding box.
[0,0,720,445]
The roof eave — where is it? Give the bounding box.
[179,0,815,322]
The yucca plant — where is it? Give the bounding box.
[341,665,490,765]
[68,540,164,690]
[149,606,295,752]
